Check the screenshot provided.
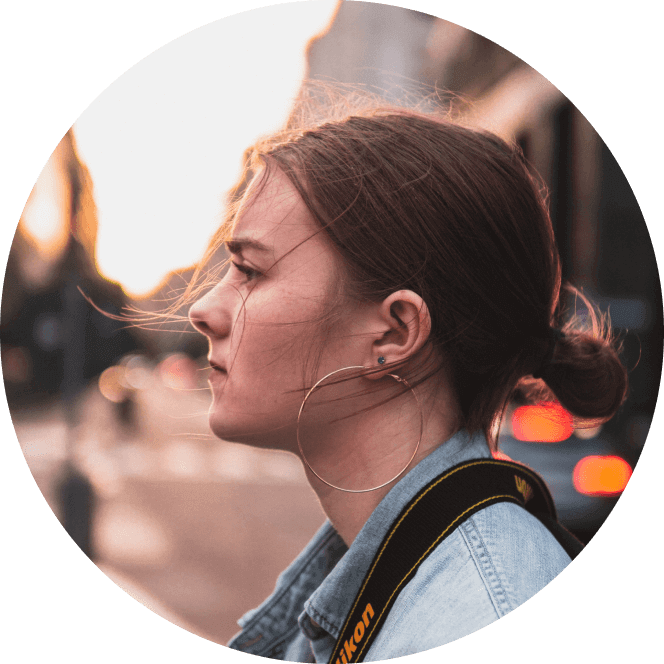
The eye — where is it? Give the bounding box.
[231,261,262,282]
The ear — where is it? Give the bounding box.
[364,290,432,380]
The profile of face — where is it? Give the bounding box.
[189,168,372,452]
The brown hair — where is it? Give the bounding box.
[189,104,628,448]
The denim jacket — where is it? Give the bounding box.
[228,431,571,661]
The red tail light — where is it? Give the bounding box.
[573,455,632,496]
[512,402,574,442]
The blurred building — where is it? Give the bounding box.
[1,130,148,408]
[307,2,434,97]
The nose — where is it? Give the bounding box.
[188,283,233,339]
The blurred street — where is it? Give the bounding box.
[13,377,325,645]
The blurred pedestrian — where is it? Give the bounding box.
[187,96,627,660]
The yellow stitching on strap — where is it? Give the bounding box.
[355,494,514,660]
[329,459,550,663]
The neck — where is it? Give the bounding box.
[300,380,460,546]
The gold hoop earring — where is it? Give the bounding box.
[296,365,423,493]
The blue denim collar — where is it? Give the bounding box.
[301,431,491,639]
[229,430,492,658]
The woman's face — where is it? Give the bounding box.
[189,169,366,451]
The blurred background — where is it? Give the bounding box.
[2,0,661,647]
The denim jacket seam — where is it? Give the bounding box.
[305,603,341,639]
[460,515,513,616]
[255,622,302,659]
[238,527,339,634]
[233,622,294,658]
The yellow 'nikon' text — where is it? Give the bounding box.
[336,603,375,664]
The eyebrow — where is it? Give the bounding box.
[225,238,270,255]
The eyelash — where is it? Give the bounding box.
[231,261,262,282]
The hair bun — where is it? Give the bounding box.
[536,326,628,423]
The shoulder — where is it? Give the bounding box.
[365,502,571,660]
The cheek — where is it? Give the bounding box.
[224,251,342,384]
[229,293,322,383]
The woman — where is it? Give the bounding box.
[188,107,627,660]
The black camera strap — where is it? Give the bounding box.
[328,459,583,664]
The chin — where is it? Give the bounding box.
[208,415,248,444]
[208,414,295,452]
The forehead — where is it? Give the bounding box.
[231,169,322,258]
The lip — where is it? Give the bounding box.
[208,361,227,387]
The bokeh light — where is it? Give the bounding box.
[573,456,632,496]
[2,346,32,384]
[158,353,199,390]
[574,425,603,440]
[98,365,127,403]
[122,354,154,390]
[512,402,574,442]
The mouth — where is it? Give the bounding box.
[209,360,227,375]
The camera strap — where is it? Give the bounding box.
[328,458,583,664]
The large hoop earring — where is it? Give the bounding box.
[296,365,423,493]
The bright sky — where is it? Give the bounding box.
[72,2,338,298]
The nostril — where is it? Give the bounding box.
[188,284,232,338]
[190,317,210,336]
[188,305,210,336]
